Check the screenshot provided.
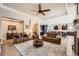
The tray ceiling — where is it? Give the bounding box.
[3,3,67,19]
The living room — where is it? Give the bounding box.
[0,3,79,56]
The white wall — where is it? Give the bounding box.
[1,20,23,39]
[0,5,2,39]
[0,3,76,39]
[40,4,76,31]
[0,5,41,39]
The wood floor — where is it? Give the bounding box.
[1,36,75,56]
[1,39,21,56]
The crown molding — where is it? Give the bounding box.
[65,3,68,15]
[41,4,68,20]
[1,3,68,20]
[1,3,41,20]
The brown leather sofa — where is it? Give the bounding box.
[13,33,30,44]
[42,32,61,44]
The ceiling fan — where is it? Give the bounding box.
[32,4,50,16]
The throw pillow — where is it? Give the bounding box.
[14,35,20,38]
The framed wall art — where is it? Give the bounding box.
[26,25,29,29]
[8,25,16,30]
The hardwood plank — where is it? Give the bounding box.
[1,39,21,56]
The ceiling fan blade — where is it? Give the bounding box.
[75,3,78,5]
[32,10,38,12]
[42,9,50,12]
[36,12,40,15]
[41,12,45,16]
[39,4,41,11]
[33,4,50,16]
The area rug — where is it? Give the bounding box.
[14,40,66,56]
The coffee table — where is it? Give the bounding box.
[33,39,43,48]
